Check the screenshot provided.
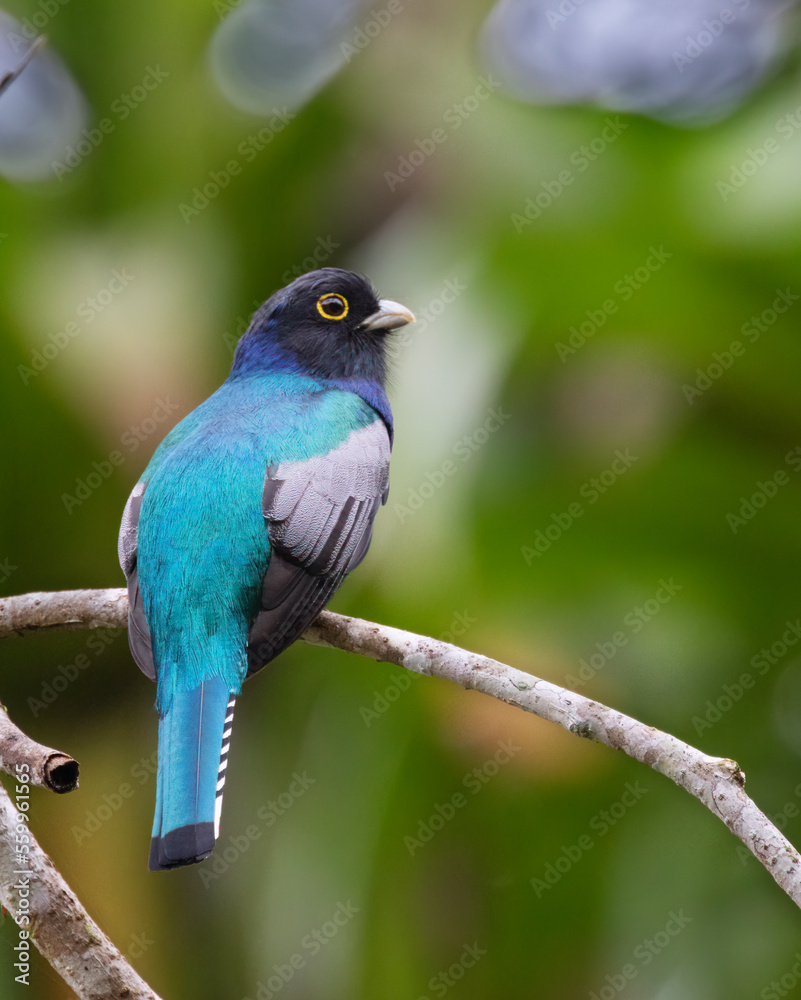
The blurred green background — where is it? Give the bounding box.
[3,1,801,998]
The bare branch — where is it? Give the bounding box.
[0,702,78,793]
[3,587,801,913]
[305,612,801,906]
[0,780,162,999]
[0,35,47,98]
[0,588,127,639]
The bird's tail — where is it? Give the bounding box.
[149,677,236,871]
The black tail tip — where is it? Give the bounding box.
[149,822,215,871]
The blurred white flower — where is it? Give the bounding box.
[210,0,366,115]
[481,0,797,124]
[0,11,86,182]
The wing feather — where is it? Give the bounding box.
[118,482,157,681]
[246,419,390,675]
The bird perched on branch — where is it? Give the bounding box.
[118,268,414,870]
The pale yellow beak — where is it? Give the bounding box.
[362,299,416,332]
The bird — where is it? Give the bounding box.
[118,267,414,870]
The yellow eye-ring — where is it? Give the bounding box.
[317,293,349,321]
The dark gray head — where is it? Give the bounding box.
[232,268,415,384]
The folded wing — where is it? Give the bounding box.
[118,481,156,681]
[247,417,390,674]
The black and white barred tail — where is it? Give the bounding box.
[149,679,236,871]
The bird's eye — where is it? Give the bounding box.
[317,293,349,321]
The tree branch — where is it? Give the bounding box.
[0,779,163,999]
[0,587,127,638]
[0,35,47,99]
[0,701,79,793]
[1,585,800,999]
[304,611,801,907]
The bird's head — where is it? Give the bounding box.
[231,268,415,385]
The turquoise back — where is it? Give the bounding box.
[136,372,379,711]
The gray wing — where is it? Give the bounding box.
[247,419,390,675]
[118,481,156,681]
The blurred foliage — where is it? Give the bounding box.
[2,1,801,998]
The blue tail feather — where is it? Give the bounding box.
[149,677,235,871]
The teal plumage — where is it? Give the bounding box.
[137,376,378,710]
[119,269,414,870]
